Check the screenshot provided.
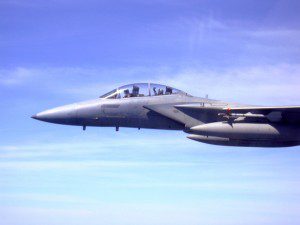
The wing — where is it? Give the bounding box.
[223,106,300,113]
[175,104,300,123]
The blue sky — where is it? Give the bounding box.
[1,0,300,225]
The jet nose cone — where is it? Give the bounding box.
[31,114,38,120]
[31,111,51,121]
[32,104,78,125]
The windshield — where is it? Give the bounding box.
[100,83,187,99]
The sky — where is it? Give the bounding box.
[1,0,300,225]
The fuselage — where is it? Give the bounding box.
[33,94,219,129]
[32,83,300,147]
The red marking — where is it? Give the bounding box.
[227,107,231,114]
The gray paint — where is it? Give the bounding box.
[32,83,300,147]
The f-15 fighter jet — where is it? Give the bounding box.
[32,83,300,147]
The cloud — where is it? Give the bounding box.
[0,67,36,86]
[2,199,300,225]
[0,193,95,205]
[246,28,300,39]
[1,63,300,105]
[0,160,196,170]
[157,63,300,105]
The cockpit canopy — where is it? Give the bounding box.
[100,83,187,99]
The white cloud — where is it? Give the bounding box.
[1,63,300,105]
[0,193,95,204]
[0,160,196,170]
[246,29,300,39]
[158,63,300,105]
[2,200,300,225]
[0,67,36,86]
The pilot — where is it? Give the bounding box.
[132,85,139,97]
[124,89,130,98]
[165,86,173,95]
[153,87,157,95]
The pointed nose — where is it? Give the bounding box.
[32,104,78,125]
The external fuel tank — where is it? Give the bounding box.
[190,122,300,141]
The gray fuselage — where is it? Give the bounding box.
[32,83,300,147]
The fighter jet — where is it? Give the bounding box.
[32,83,300,147]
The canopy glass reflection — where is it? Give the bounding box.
[100,83,187,99]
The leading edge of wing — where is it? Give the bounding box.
[225,106,300,112]
[174,104,300,113]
